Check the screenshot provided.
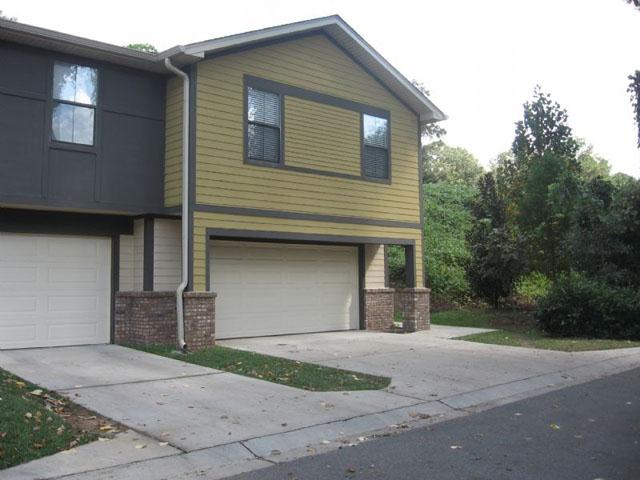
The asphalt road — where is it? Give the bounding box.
[230,367,640,480]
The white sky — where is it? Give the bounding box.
[4,0,639,177]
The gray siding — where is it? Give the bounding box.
[0,42,166,214]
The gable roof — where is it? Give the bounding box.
[0,15,446,124]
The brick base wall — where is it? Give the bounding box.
[395,288,431,332]
[363,288,395,331]
[364,288,431,333]
[114,291,216,350]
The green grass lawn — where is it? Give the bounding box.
[135,344,390,391]
[432,309,640,352]
[431,309,494,328]
[0,369,100,470]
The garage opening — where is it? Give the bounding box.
[209,240,359,339]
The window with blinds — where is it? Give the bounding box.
[247,86,281,163]
[362,114,389,180]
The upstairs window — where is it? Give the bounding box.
[362,114,389,180]
[51,62,98,146]
[247,86,281,163]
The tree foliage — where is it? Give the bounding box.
[506,87,582,278]
[423,141,484,186]
[126,43,158,53]
[467,173,523,306]
[422,183,476,299]
[629,71,640,148]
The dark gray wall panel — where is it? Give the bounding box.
[100,112,163,207]
[0,94,45,197]
[0,44,48,95]
[0,41,166,214]
[48,148,96,203]
[101,68,165,120]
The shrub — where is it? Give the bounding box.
[536,272,640,340]
[515,272,551,302]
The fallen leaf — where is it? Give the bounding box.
[135,444,147,449]
[62,448,77,455]
[24,412,33,419]
[450,445,462,449]
[30,389,43,396]
[14,381,26,388]
[550,423,561,430]
[33,443,43,449]
[99,425,113,431]
[321,440,331,445]
[158,442,169,446]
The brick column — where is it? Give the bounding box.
[395,288,431,332]
[363,288,395,331]
[114,291,216,350]
[183,292,216,350]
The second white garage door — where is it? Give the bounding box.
[210,241,359,339]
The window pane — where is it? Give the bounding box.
[363,145,389,179]
[51,103,95,145]
[53,62,76,102]
[363,114,388,148]
[247,87,280,126]
[75,66,97,105]
[72,106,95,145]
[248,124,280,162]
[51,103,74,143]
[53,62,97,105]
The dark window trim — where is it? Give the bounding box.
[243,78,284,166]
[50,60,99,147]
[242,74,392,185]
[360,112,392,183]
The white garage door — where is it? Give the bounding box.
[211,241,359,339]
[0,233,111,349]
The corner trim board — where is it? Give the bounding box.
[194,204,421,229]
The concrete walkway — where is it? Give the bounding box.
[1,326,640,479]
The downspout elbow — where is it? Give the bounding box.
[164,57,189,353]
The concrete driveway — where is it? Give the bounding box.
[1,327,640,479]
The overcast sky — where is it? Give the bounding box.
[4,0,639,177]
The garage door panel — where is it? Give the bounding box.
[211,241,358,339]
[0,233,111,349]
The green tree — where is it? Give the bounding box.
[510,87,581,278]
[629,71,640,148]
[126,43,158,53]
[422,183,476,300]
[467,173,523,306]
[423,141,484,186]
[576,141,611,181]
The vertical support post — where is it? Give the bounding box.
[143,217,154,292]
[404,244,416,288]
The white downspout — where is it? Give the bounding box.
[164,57,189,352]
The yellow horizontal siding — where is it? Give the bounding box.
[195,34,420,224]
[164,77,182,207]
[284,96,361,176]
[192,211,423,291]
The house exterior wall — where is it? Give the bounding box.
[188,34,424,291]
[165,77,183,208]
[153,218,182,291]
[132,219,145,291]
[0,41,166,214]
[364,244,386,289]
[119,233,135,291]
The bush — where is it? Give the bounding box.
[515,272,551,302]
[536,272,640,340]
